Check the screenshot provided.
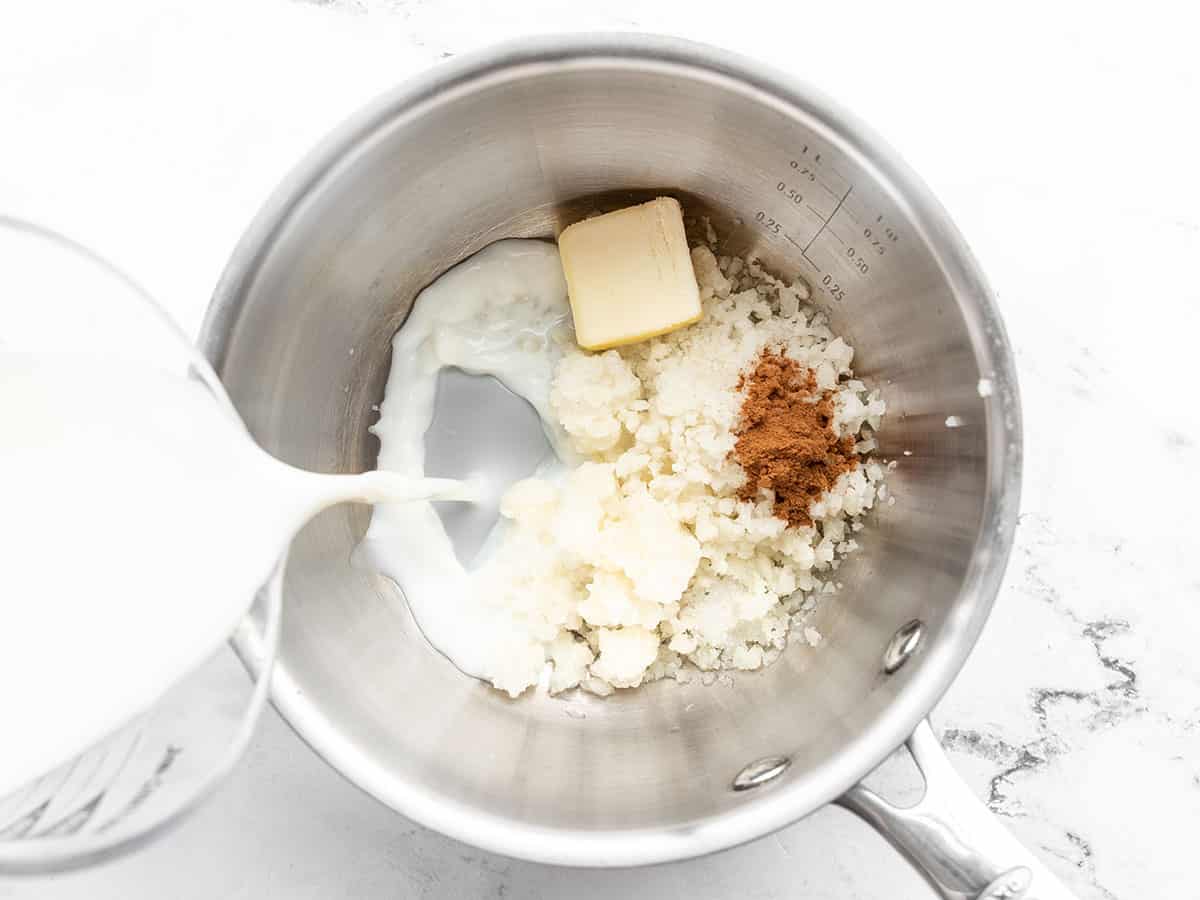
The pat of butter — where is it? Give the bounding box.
[558,197,702,351]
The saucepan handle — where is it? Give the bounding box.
[835,719,1078,900]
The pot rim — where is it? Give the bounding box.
[200,32,1022,868]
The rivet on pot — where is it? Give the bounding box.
[883,619,923,674]
[732,756,791,791]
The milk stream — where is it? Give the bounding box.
[0,350,469,799]
[356,239,573,689]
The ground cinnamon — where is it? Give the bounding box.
[733,349,858,528]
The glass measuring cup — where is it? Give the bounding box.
[0,216,282,874]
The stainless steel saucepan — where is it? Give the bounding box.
[201,35,1072,899]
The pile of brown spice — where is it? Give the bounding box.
[733,349,859,528]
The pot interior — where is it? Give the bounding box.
[204,44,1016,863]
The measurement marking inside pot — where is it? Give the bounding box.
[803,185,852,254]
[789,143,857,202]
[784,233,823,272]
[816,179,842,201]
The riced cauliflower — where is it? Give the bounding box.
[480,245,886,696]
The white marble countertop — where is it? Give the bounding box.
[2,1,1197,897]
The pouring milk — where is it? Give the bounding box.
[0,350,471,799]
